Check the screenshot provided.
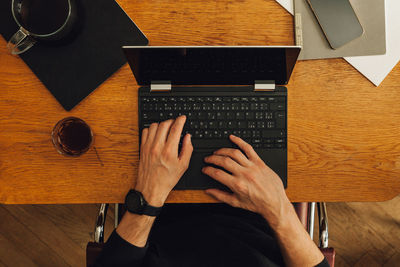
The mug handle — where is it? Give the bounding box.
[7,27,37,55]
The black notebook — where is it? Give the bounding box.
[0,0,148,111]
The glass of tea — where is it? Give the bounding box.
[52,117,93,157]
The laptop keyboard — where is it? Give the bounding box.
[140,95,286,149]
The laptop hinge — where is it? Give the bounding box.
[254,80,275,91]
[150,81,172,92]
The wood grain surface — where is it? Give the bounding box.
[0,0,399,204]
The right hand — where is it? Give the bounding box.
[135,116,193,207]
[202,135,292,229]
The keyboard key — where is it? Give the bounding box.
[203,104,211,111]
[212,103,221,110]
[198,112,206,120]
[218,121,227,128]
[228,121,238,129]
[238,121,247,129]
[193,103,202,111]
[260,103,268,110]
[262,130,286,138]
[213,130,222,138]
[199,121,208,129]
[142,112,157,120]
[226,112,235,120]
[242,130,251,138]
[209,121,218,129]
[240,103,249,110]
[250,103,260,110]
[255,112,263,120]
[191,139,235,149]
[207,112,216,120]
[251,130,261,138]
[204,130,212,138]
[270,103,285,111]
[267,121,275,128]
[232,103,240,110]
[257,121,266,129]
[235,112,245,120]
[265,112,274,119]
[263,143,274,149]
[263,138,273,143]
[216,112,225,120]
[253,138,262,144]
[248,121,256,128]
[245,112,255,120]
[190,121,199,129]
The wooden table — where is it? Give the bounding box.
[1,0,400,204]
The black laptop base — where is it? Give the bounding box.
[138,86,288,190]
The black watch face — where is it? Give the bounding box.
[126,191,144,213]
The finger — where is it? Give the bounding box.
[154,119,174,146]
[205,189,240,207]
[202,166,235,189]
[213,148,250,167]
[145,123,159,148]
[141,128,149,147]
[140,128,149,157]
[204,155,243,174]
[166,115,187,149]
[179,133,193,166]
[229,135,259,160]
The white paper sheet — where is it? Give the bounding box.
[275,0,400,86]
[276,0,293,15]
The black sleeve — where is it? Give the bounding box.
[315,257,330,267]
[94,230,148,267]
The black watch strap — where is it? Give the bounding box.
[141,205,162,216]
[124,190,163,217]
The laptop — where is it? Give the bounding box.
[123,46,301,190]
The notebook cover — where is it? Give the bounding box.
[0,0,148,111]
[294,0,386,60]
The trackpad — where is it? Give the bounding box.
[174,151,230,191]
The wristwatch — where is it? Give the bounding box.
[124,189,163,216]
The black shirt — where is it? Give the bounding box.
[96,204,329,267]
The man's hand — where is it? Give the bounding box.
[135,115,193,207]
[203,135,325,267]
[202,134,291,229]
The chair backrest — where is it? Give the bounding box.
[293,202,335,267]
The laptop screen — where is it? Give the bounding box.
[123,46,301,86]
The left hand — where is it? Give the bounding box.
[135,116,193,207]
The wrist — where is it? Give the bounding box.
[134,187,165,207]
[261,200,295,231]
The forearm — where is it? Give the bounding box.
[116,212,156,247]
[265,202,324,267]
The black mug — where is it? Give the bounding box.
[7,0,77,55]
